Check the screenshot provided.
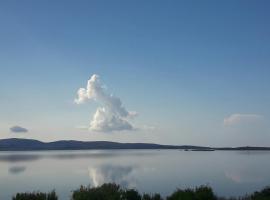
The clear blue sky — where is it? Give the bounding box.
[0,0,270,146]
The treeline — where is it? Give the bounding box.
[12,183,270,200]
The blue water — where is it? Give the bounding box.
[0,150,270,199]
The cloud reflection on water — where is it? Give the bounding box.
[88,165,137,188]
[225,169,264,183]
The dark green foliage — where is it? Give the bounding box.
[167,186,216,200]
[72,183,122,200]
[12,184,270,200]
[12,190,57,200]
[217,187,270,200]
[122,189,141,200]
[167,188,195,200]
[194,186,216,200]
[72,184,217,200]
[71,184,162,200]
[142,194,152,200]
[142,193,163,200]
[250,187,270,200]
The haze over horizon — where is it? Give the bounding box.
[1,0,270,147]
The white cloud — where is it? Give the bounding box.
[223,114,263,126]
[75,74,136,132]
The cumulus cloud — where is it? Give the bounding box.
[75,74,137,132]
[223,114,263,126]
[10,126,28,133]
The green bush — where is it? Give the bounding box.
[142,193,163,200]
[11,184,270,200]
[72,183,122,200]
[250,187,270,200]
[12,190,57,200]
[167,186,216,200]
[122,189,141,200]
[194,186,216,200]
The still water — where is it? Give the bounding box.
[0,150,270,199]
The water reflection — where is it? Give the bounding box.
[51,152,123,159]
[225,169,264,183]
[88,165,137,187]
[9,166,26,174]
[0,154,40,162]
[0,151,157,163]
[1,150,270,200]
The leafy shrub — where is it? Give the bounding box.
[250,187,270,200]
[72,184,156,200]
[143,193,163,200]
[167,186,216,200]
[122,189,141,200]
[12,190,57,200]
[12,184,270,200]
[72,183,122,200]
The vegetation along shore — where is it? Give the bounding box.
[12,183,270,200]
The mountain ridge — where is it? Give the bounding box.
[0,138,269,151]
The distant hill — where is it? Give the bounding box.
[0,138,211,151]
[0,138,269,151]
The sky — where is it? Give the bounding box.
[0,0,270,146]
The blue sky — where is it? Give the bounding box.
[0,0,270,146]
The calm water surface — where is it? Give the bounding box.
[0,150,270,199]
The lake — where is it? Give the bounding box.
[0,150,270,199]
